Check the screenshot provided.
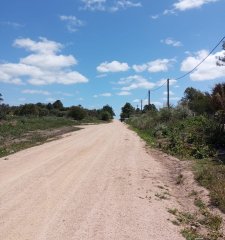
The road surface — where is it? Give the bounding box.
[0,121,184,240]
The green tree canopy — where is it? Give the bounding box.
[143,104,157,113]
[0,93,3,103]
[180,87,213,115]
[120,103,135,121]
[102,105,115,119]
[53,100,64,110]
[67,106,87,120]
[211,83,225,112]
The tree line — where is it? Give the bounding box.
[0,98,115,122]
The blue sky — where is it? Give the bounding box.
[0,0,225,116]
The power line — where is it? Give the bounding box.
[151,80,167,92]
[175,35,225,81]
[149,35,225,93]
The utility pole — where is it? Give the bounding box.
[141,99,143,111]
[148,90,151,106]
[167,78,170,109]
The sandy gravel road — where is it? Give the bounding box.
[0,121,184,240]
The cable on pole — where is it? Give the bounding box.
[149,35,225,93]
[174,36,225,81]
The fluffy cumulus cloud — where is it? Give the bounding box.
[59,15,85,32]
[133,58,175,73]
[118,75,155,91]
[97,60,130,73]
[173,0,219,11]
[80,0,141,12]
[0,37,88,85]
[180,49,225,81]
[161,38,182,47]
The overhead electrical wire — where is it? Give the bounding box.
[149,35,225,93]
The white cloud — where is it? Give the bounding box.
[173,0,219,11]
[60,15,85,32]
[110,0,142,12]
[133,99,140,103]
[132,64,148,72]
[93,92,112,97]
[96,73,107,78]
[163,9,176,15]
[22,89,51,95]
[0,37,88,86]
[180,49,225,81]
[80,0,141,12]
[100,92,112,97]
[21,54,77,69]
[161,38,182,47]
[117,91,131,96]
[0,21,24,28]
[81,0,106,11]
[151,15,159,20]
[119,75,155,91]
[164,0,219,15]
[133,58,175,73]
[14,37,63,54]
[97,60,130,73]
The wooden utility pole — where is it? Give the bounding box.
[167,78,170,109]
[148,90,151,106]
[141,100,143,111]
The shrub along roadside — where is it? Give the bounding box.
[126,109,225,214]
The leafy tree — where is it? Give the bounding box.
[18,104,39,116]
[53,100,63,110]
[0,93,3,103]
[68,106,87,120]
[102,105,115,119]
[180,87,213,115]
[101,111,111,121]
[0,104,10,120]
[211,83,225,112]
[120,103,135,121]
[143,104,157,113]
[47,103,53,110]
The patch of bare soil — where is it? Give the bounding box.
[148,147,225,239]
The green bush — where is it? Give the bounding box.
[67,106,87,120]
[101,111,111,121]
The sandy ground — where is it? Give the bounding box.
[0,121,189,240]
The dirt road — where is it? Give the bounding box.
[0,121,184,240]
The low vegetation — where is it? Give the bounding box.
[0,98,115,157]
[168,196,223,240]
[123,82,225,215]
